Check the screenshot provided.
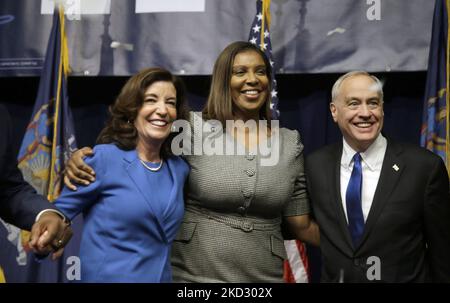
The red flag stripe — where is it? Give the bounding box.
[284,240,309,283]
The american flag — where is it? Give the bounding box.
[248,0,279,119]
[248,0,310,283]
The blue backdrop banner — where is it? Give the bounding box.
[0,0,435,76]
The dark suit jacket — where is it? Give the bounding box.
[0,104,57,230]
[306,139,450,282]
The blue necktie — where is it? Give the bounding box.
[346,153,365,247]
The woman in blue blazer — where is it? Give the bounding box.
[54,68,189,282]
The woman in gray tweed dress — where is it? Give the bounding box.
[171,42,319,282]
[64,42,319,283]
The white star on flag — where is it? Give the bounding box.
[252,24,261,33]
[248,0,279,120]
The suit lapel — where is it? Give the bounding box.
[161,158,181,220]
[358,140,404,249]
[330,143,355,253]
[123,150,168,243]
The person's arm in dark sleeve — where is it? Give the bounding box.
[424,156,450,282]
[0,105,59,230]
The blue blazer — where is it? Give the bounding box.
[55,144,189,282]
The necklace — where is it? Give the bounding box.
[139,158,164,172]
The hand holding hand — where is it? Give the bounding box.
[29,212,73,260]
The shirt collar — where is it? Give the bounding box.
[341,134,387,171]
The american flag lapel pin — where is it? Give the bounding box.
[392,164,399,171]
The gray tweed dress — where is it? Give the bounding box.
[171,112,310,282]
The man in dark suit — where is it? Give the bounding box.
[306,71,450,282]
[0,104,72,258]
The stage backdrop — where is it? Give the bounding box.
[0,0,434,76]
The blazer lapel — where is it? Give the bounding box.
[330,143,355,253]
[123,150,168,243]
[161,158,182,220]
[358,140,404,249]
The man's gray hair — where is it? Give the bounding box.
[331,71,384,102]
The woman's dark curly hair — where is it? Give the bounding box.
[96,67,189,158]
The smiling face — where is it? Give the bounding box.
[330,74,384,152]
[134,81,177,148]
[230,50,269,121]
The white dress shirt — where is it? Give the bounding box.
[35,209,69,224]
[340,134,387,223]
